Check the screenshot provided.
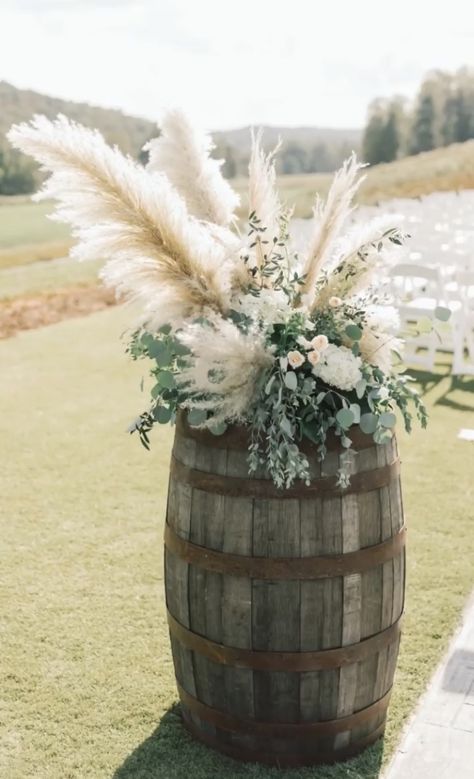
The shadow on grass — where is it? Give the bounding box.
[405,366,448,396]
[112,704,386,779]
[433,374,474,413]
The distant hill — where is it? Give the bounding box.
[214,124,361,152]
[0,81,362,193]
[213,125,362,177]
[0,80,157,158]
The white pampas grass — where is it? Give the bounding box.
[333,213,405,265]
[145,108,240,227]
[313,216,406,308]
[8,114,230,329]
[248,130,282,269]
[301,153,365,303]
[176,316,274,425]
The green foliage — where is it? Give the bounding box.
[362,99,401,166]
[127,212,426,490]
[410,93,436,155]
[363,67,474,166]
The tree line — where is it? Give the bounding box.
[363,67,474,165]
[2,68,474,194]
[212,139,357,178]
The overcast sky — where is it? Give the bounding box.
[1,0,473,130]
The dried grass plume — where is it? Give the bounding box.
[301,153,365,305]
[8,114,231,330]
[145,108,240,227]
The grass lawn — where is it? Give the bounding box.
[1,306,474,779]
[0,198,70,249]
[0,198,72,269]
[0,257,103,300]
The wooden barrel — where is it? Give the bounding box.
[164,412,405,767]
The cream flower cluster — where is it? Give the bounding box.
[287,333,329,370]
[311,344,362,391]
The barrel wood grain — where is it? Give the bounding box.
[165,414,405,767]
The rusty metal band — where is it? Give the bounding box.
[165,523,406,580]
[170,455,400,499]
[181,707,386,767]
[177,681,392,737]
[167,611,402,671]
[176,410,376,453]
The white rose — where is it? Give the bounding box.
[311,334,329,351]
[287,350,305,369]
[307,349,321,366]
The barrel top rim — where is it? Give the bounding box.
[176,409,379,453]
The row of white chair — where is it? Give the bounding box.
[387,263,474,374]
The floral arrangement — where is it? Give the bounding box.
[9,110,429,488]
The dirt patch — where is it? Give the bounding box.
[0,284,116,339]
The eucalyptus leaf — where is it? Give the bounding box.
[151,383,162,400]
[379,411,397,428]
[265,374,276,395]
[187,408,207,426]
[360,412,378,434]
[148,341,170,363]
[155,405,172,424]
[355,379,367,399]
[209,421,228,436]
[336,408,354,429]
[158,370,176,389]
[345,324,362,341]
[284,371,298,390]
[434,306,451,322]
[349,403,361,424]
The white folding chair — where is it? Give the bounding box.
[452,309,474,377]
[389,263,443,370]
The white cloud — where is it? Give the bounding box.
[1,0,473,129]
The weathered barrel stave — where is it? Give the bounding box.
[164,416,405,766]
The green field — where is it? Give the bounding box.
[0,197,72,270]
[2,305,473,779]
[0,257,102,300]
[0,197,69,248]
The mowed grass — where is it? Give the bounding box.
[1,305,474,779]
[0,257,102,300]
[0,197,72,269]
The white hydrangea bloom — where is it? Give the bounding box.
[235,288,290,325]
[312,344,362,391]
